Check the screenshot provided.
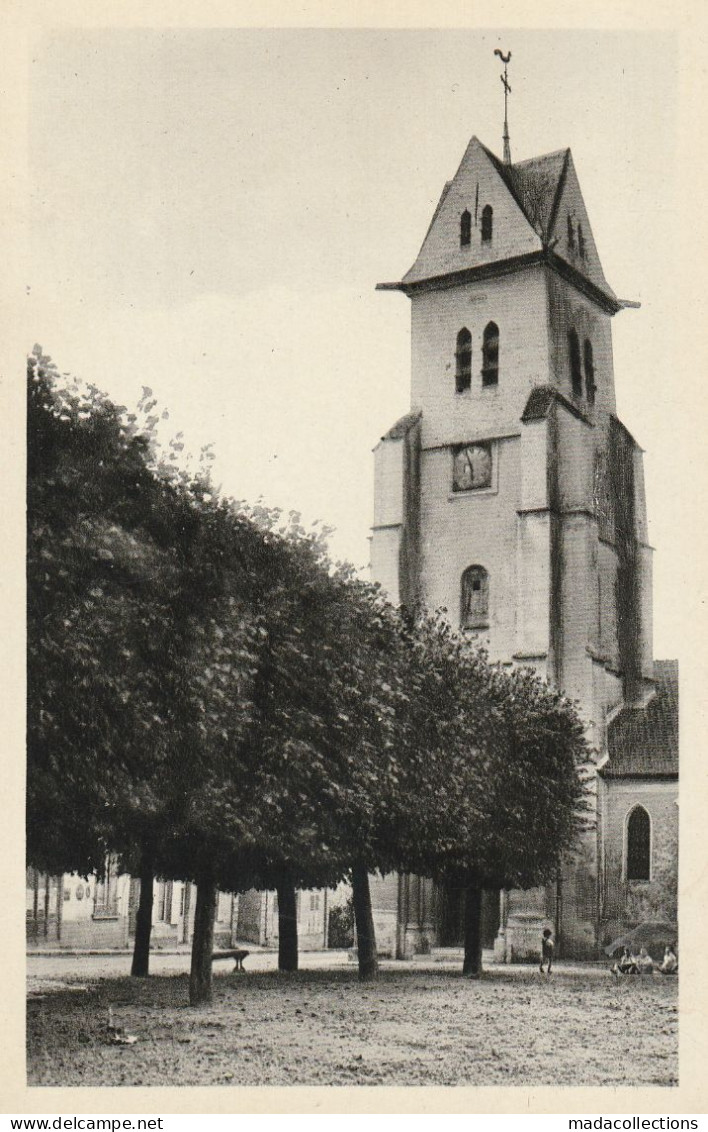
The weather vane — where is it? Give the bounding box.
[494,49,512,165]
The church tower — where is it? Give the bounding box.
[370,135,655,960]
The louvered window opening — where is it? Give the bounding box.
[460,210,471,247]
[584,338,596,404]
[482,322,499,386]
[569,329,583,397]
[481,204,493,243]
[455,328,472,393]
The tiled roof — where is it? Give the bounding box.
[482,144,570,241]
[380,409,422,441]
[510,150,571,239]
[601,660,679,778]
[381,137,619,311]
[521,384,591,425]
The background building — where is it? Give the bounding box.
[26,865,340,954]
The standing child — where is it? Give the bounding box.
[540,927,554,975]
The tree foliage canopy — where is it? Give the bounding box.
[27,348,590,920]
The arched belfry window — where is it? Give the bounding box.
[626,805,651,881]
[460,210,471,247]
[569,329,582,397]
[584,338,596,404]
[481,204,493,243]
[455,328,472,393]
[482,321,500,386]
[577,222,586,259]
[461,566,489,630]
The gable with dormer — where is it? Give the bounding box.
[401,136,542,286]
[547,151,616,304]
[384,138,619,316]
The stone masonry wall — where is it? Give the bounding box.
[59,916,130,950]
[601,778,678,946]
[419,436,520,661]
[411,267,550,451]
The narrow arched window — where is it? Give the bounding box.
[481,204,493,243]
[584,338,596,404]
[577,222,586,259]
[455,328,472,393]
[569,329,582,397]
[482,321,500,386]
[460,210,471,247]
[626,806,651,881]
[461,565,489,630]
[567,213,575,252]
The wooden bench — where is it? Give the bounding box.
[211,948,250,971]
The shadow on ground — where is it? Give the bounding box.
[27,966,678,1088]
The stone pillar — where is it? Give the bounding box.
[499,887,548,962]
[368,873,400,958]
[493,889,508,961]
[398,875,436,957]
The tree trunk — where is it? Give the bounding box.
[462,881,483,977]
[276,874,299,972]
[130,845,155,977]
[189,871,217,1006]
[351,861,378,981]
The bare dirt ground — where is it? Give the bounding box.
[27,959,677,1088]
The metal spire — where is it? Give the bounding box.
[494,49,512,164]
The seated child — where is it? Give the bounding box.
[612,945,639,975]
[659,945,678,974]
[636,946,654,974]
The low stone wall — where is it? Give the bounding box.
[54,916,130,950]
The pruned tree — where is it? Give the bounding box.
[27,350,259,983]
[395,613,591,976]
[28,349,589,1000]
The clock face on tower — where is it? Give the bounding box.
[452,442,493,492]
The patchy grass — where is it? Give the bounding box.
[27,966,678,1087]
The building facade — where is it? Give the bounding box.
[26,870,233,950]
[26,866,334,953]
[370,135,678,960]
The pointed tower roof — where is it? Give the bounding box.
[378,137,620,313]
[484,144,569,241]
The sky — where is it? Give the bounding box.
[27,27,685,657]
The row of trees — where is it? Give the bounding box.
[27,348,591,1004]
